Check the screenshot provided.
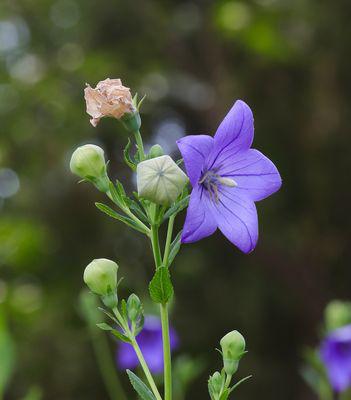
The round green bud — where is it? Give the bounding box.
[83,258,118,296]
[325,300,351,332]
[220,330,246,375]
[137,155,188,205]
[70,144,109,192]
[208,371,223,395]
[149,144,164,159]
[127,293,142,322]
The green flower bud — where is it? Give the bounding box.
[149,144,164,159]
[70,144,109,192]
[137,155,188,205]
[325,300,351,332]
[220,330,246,375]
[127,293,142,322]
[83,258,118,297]
[208,371,224,396]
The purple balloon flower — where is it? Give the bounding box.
[320,324,351,393]
[116,315,179,373]
[177,100,281,253]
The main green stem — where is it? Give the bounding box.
[150,218,173,400]
[160,303,172,400]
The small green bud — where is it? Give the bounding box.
[220,330,246,375]
[127,293,142,322]
[83,258,118,297]
[70,144,109,192]
[325,300,351,332]
[208,371,224,396]
[137,155,188,205]
[149,144,164,159]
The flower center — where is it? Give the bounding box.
[199,170,237,202]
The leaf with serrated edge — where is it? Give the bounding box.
[126,370,156,400]
[149,267,174,304]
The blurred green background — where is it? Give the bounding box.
[1,0,351,399]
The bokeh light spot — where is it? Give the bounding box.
[0,168,20,198]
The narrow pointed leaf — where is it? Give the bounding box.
[167,230,182,266]
[126,370,156,400]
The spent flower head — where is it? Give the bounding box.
[84,78,136,127]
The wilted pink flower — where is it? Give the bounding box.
[84,78,135,127]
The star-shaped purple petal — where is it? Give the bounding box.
[177,100,281,253]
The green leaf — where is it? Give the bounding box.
[149,267,174,304]
[126,369,156,400]
[95,203,148,234]
[129,200,149,225]
[111,330,132,343]
[123,138,137,171]
[96,322,113,331]
[229,375,252,393]
[163,195,190,221]
[167,230,182,267]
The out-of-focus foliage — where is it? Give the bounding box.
[1,0,351,398]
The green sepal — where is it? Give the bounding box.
[123,138,137,171]
[120,299,128,322]
[135,312,145,336]
[98,307,119,325]
[126,370,156,400]
[95,203,148,234]
[149,266,174,304]
[167,230,182,267]
[229,375,252,393]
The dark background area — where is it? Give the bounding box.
[1,0,351,399]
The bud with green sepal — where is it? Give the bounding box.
[325,300,351,332]
[208,371,225,400]
[83,258,118,309]
[70,144,110,192]
[220,330,246,376]
[127,293,144,335]
[137,155,188,206]
[148,144,164,159]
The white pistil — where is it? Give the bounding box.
[218,177,238,187]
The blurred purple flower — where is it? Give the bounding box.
[177,100,281,253]
[116,315,179,373]
[320,324,351,393]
